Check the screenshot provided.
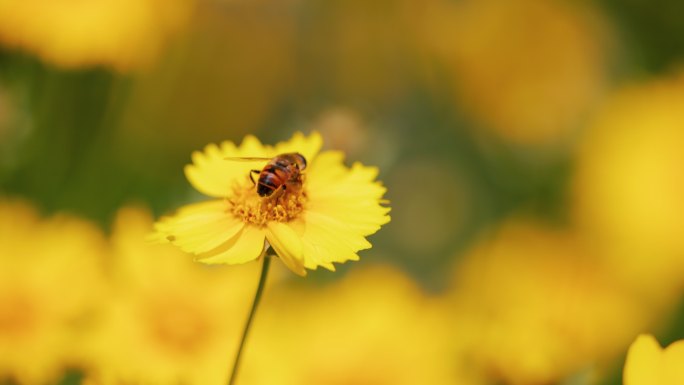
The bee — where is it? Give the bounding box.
[225,153,307,197]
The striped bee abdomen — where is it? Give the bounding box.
[256,164,290,197]
[247,152,307,198]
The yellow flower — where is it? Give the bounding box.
[88,207,283,385]
[422,0,609,146]
[152,131,390,276]
[624,335,684,385]
[0,199,107,384]
[448,219,652,385]
[0,0,193,71]
[572,72,684,299]
[239,265,478,385]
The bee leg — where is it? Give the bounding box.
[271,185,286,206]
[277,185,287,205]
[286,180,302,195]
[249,170,260,186]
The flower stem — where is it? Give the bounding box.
[228,254,271,385]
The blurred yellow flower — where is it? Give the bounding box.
[153,131,390,276]
[0,0,193,71]
[0,199,106,384]
[573,73,684,298]
[239,265,479,385]
[423,0,609,146]
[448,220,651,385]
[624,334,684,385]
[88,207,274,385]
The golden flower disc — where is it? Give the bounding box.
[228,183,307,227]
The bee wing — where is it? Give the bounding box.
[223,157,272,162]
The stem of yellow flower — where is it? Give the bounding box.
[228,254,271,385]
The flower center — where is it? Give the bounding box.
[146,295,211,355]
[228,182,307,226]
[0,292,37,339]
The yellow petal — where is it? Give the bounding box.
[299,211,365,271]
[196,225,266,265]
[306,152,391,236]
[274,131,323,163]
[664,340,684,384]
[307,199,391,235]
[284,217,336,271]
[153,200,244,254]
[310,163,386,201]
[185,136,269,198]
[624,334,664,385]
[306,211,371,251]
[266,221,306,276]
[305,151,348,188]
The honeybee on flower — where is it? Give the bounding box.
[225,152,307,198]
[152,131,390,276]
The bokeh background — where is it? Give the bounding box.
[1,0,684,384]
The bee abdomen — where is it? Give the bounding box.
[255,176,276,196]
[257,166,287,197]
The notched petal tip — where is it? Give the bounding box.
[237,135,273,158]
[290,264,307,276]
[275,130,324,163]
[219,140,238,153]
[322,263,336,272]
[624,334,663,385]
[184,161,227,198]
[630,334,662,354]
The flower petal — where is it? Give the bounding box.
[306,151,391,236]
[266,221,306,276]
[299,211,366,271]
[624,334,663,385]
[185,135,269,198]
[274,131,323,164]
[196,225,266,265]
[664,340,684,384]
[305,151,348,188]
[152,200,244,254]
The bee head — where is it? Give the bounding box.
[294,153,307,170]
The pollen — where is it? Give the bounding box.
[228,183,307,226]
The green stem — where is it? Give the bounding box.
[228,254,271,385]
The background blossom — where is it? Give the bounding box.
[572,72,684,301]
[447,220,655,385]
[87,207,268,385]
[0,200,106,384]
[0,0,194,71]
